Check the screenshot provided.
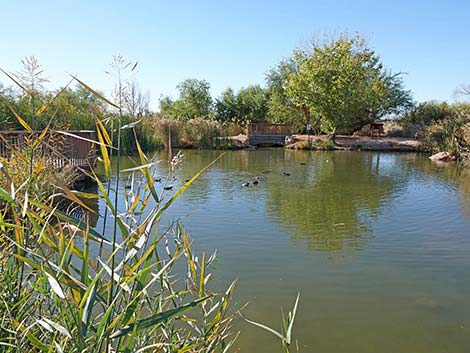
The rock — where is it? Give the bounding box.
[429,151,452,162]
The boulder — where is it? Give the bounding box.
[429,151,452,161]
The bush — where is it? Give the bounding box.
[401,101,452,127]
[422,103,470,160]
[153,117,246,149]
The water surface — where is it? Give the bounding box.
[95,149,470,353]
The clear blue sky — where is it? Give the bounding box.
[2,0,469,110]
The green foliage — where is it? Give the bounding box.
[50,86,106,130]
[158,95,175,119]
[0,121,239,353]
[423,103,470,160]
[236,85,268,123]
[183,117,221,148]
[242,293,300,353]
[152,117,244,149]
[398,101,470,161]
[265,59,305,128]
[286,33,413,134]
[401,101,452,128]
[166,79,213,120]
[1,56,158,153]
[215,87,238,122]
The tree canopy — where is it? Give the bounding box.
[235,85,268,123]
[215,87,238,122]
[265,58,306,128]
[165,79,213,120]
[286,34,413,134]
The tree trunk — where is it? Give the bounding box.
[328,127,338,144]
[302,105,311,127]
[312,116,321,134]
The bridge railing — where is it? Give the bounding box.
[0,130,97,169]
[248,123,293,135]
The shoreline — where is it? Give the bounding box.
[208,134,424,152]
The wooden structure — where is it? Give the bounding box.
[248,123,293,146]
[0,130,97,170]
[369,123,384,138]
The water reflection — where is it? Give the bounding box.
[264,152,405,251]
[85,149,470,353]
[397,154,470,218]
[91,149,470,253]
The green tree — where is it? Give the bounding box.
[215,87,238,121]
[0,83,19,129]
[50,86,106,130]
[265,59,308,129]
[171,79,213,119]
[287,34,412,139]
[158,95,175,118]
[401,101,452,127]
[236,84,268,123]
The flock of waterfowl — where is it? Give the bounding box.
[242,175,261,187]
[124,161,315,190]
[241,169,294,187]
[239,160,320,187]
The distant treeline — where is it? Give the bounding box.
[1,34,469,157]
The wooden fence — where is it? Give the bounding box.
[248,123,294,135]
[0,130,97,169]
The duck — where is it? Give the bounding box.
[242,182,250,187]
[253,176,260,185]
[283,172,291,176]
[124,184,132,190]
[163,185,173,191]
[154,177,162,183]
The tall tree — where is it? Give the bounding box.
[265,59,309,128]
[215,87,238,121]
[236,84,268,123]
[287,34,412,138]
[158,95,175,118]
[171,79,213,119]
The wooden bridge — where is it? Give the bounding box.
[248,123,294,146]
[0,130,97,171]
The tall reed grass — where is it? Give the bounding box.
[0,66,299,353]
[0,74,239,353]
[152,118,247,150]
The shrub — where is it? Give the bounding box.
[401,101,452,127]
[423,104,470,160]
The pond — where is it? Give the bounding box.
[93,149,470,353]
